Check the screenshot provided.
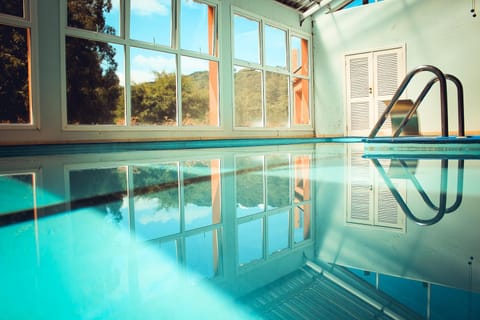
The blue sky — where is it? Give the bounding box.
[103,0,212,85]
[100,0,304,86]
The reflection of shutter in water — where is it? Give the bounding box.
[376,184,399,225]
[348,149,372,224]
[351,185,370,221]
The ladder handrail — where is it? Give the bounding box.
[446,74,465,137]
[368,65,448,138]
[393,74,465,137]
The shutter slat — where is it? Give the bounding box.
[376,52,399,96]
[351,102,370,131]
[350,57,370,99]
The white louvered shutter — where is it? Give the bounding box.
[346,53,373,136]
[374,48,405,136]
[346,47,405,137]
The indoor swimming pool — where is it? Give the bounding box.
[1,140,479,319]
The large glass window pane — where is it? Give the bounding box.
[268,211,289,254]
[69,168,127,223]
[0,25,30,124]
[291,36,308,76]
[238,219,263,265]
[0,1,23,17]
[67,0,120,36]
[66,37,124,125]
[234,66,262,127]
[130,47,176,126]
[264,25,286,68]
[292,77,310,125]
[183,160,221,230]
[181,0,215,55]
[233,15,259,63]
[181,56,219,126]
[236,156,264,217]
[130,0,172,46]
[266,155,290,209]
[265,72,288,128]
[185,230,218,278]
[132,164,180,240]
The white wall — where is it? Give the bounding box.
[313,0,480,136]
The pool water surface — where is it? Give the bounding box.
[1,142,479,319]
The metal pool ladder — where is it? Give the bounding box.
[368,65,465,139]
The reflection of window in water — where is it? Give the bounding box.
[132,163,181,239]
[69,167,128,223]
[67,159,222,280]
[235,154,312,266]
[131,159,222,279]
[294,204,311,243]
[238,218,263,266]
[0,173,36,226]
[186,230,218,278]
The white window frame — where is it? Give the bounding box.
[0,0,39,130]
[59,0,221,131]
[231,7,313,130]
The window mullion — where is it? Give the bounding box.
[124,46,131,126]
[173,0,179,49]
[260,19,266,128]
[123,0,129,40]
[177,53,182,127]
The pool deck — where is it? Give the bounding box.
[0,137,362,157]
[1,136,480,158]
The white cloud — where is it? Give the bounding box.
[182,0,196,8]
[133,54,176,72]
[130,70,156,84]
[131,0,169,16]
[181,56,209,75]
[130,53,176,84]
[135,198,212,225]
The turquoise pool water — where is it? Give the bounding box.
[1,141,479,319]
